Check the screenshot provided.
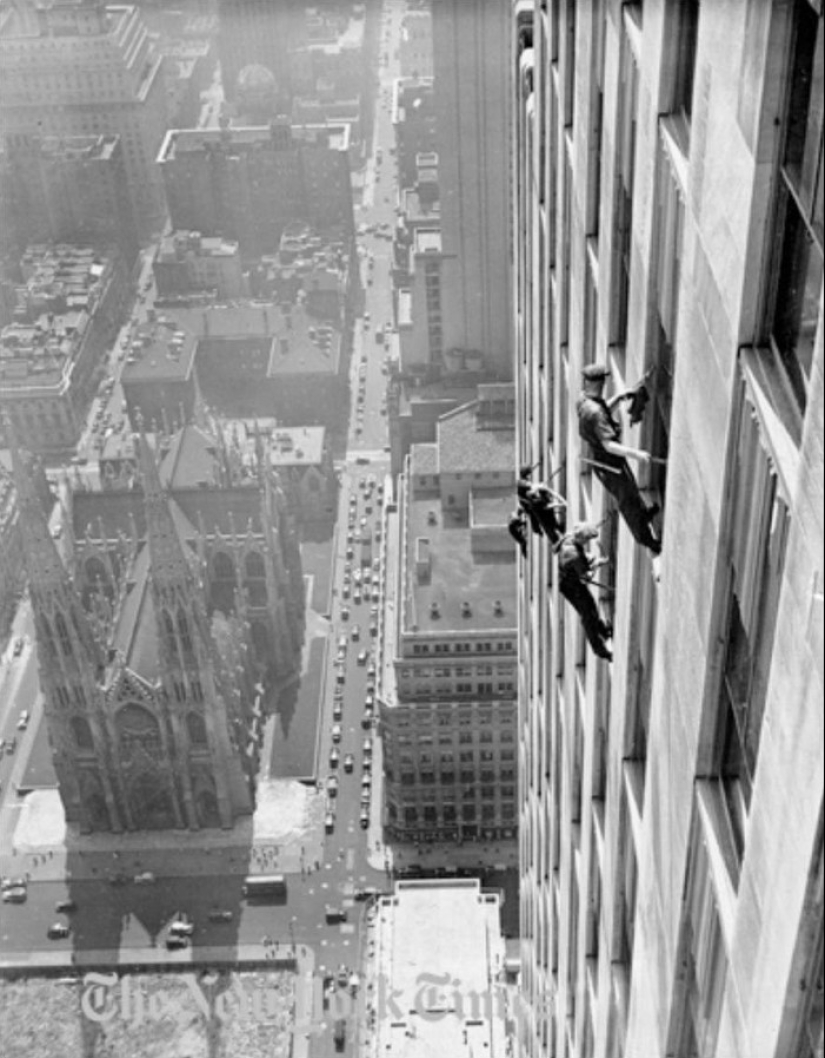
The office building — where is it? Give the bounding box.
[0,245,130,452]
[0,134,139,267]
[511,2,823,1057]
[157,122,355,258]
[432,0,512,377]
[0,0,168,233]
[392,77,437,189]
[399,9,434,79]
[153,232,246,300]
[381,386,519,844]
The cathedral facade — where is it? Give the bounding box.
[11,421,305,833]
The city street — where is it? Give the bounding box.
[0,5,406,1057]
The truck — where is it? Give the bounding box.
[241,874,287,900]
[360,528,373,568]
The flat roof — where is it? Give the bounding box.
[414,228,441,254]
[374,881,508,1058]
[437,402,514,475]
[121,320,197,382]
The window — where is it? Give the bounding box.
[610,25,639,355]
[670,0,700,144]
[178,609,194,660]
[55,611,72,657]
[714,392,790,859]
[766,0,823,418]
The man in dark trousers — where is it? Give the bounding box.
[517,465,567,547]
[576,364,662,555]
[556,522,613,661]
[507,509,529,558]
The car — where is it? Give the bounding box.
[345,547,355,560]
[353,568,362,585]
[55,899,77,913]
[168,919,195,937]
[5,737,17,754]
[359,809,370,829]
[338,635,348,651]
[342,584,351,599]
[47,923,70,940]
[331,724,342,743]
[17,710,29,730]
[357,649,368,665]
[327,775,339,796]
[1,878,26,891]
[351,625,361,641]
[372,589,381,603]
[367,662,376,677]
[208,909,233,923]
[365,502,373,514]
[365,693,375,708]
[354,886,381,902]
[370,622,379,637]
[340,604,350,618]
[325,905,348,924]
[336,670,346,686]
[330,746,340,767]
[166,935,189,950]
[362,711,374,729]
[325,812,335,833]
[12,637,24,657]
[362,738,373,756]
[2,888,27,904]
[343,753,355,773]
[332,702,343,722]
[354,590,362,604]
[361,774,372,791]
[134,871,156,884]
[362,755,373,772]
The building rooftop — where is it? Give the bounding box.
[120,318,197,383]
[157,232,240,262]
[0,246,114,390]
[158,122,350,163]
[437,401,515,475]
[373,880,507,1058]
[413,228,441,255]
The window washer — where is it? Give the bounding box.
[556,523,613,662]
[507,510,529,559]
[576,364,663,555]
[516,465,567,546]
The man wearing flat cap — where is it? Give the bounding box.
[576,364,662,555]
[517,464,566,547]
[556,522,613,661]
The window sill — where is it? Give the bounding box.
[740,347,802,497]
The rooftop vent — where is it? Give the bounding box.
[493,599,503,615]
[429,601,440,618]
[461,601,472,617]
[426,510,437,525]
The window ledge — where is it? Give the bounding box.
[695,779,740,949]
[740,347,802,501]
[659,116,689,198]
[622,759,645,852]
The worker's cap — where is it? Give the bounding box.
[518,463,534,479]
[571,521,600,542]
[582,364,611,381]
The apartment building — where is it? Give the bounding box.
[0,0,168,233]
[511,2,823,1057]
[381,387,519,844]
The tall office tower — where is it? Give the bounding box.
[157,123,355,258]
[0,0,167,235]
[218,0,299,109]
[0,133,139,267]
[431,0,512,378]
[381,385,519,845]
[511,3,823,1057]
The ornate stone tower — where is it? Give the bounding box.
[9,434,122,832]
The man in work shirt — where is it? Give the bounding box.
[556,522,613,662]
[576,364,662,555]
[517,465,567,547]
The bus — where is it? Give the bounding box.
[242,874,287,899]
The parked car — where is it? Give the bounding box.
[208,909,233,923]
[331,724,342,743]
[359,808,370,829]
[134,872,156,885]
[168,920,195,937]
[327,775,339,796]
[325,905,348,924]
[166,935,189,950]
[47,923,70,939]
[357,650,368,665]
[17,710,29,730]
[2,888,27,904]
[330,746,340,767]
[55,900,77,913]
[362,711,374,729]
[325,812,336,833]
[1,878,26,891]
[333,702,343,722]
[351,625,361,641]
[12,637,24,657]
[343,753,355,773]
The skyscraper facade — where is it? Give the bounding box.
[511,2,823,1056]
[432,0,513,377]
[0,0,168,234]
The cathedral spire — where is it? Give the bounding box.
[137,430,195,589]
